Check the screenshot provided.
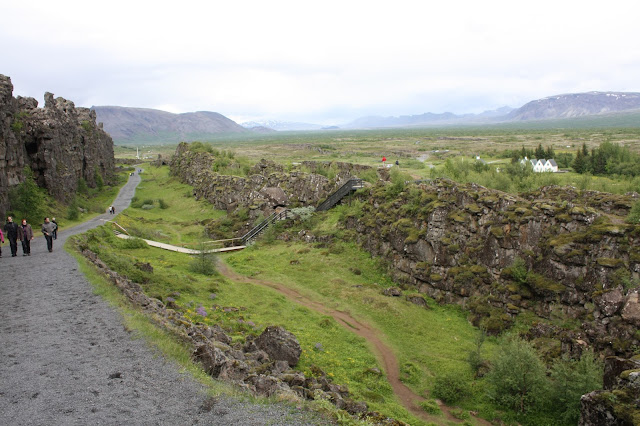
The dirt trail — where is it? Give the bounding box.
[218,260,490,425]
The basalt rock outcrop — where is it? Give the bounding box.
[169,142,381,217]
[341,179,640,357]
[0,74,114,217]
[579,355,640,425]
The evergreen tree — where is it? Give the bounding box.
[545,145,555,159]
[573,149,587,173]
[535,143,546,159]
[591,148,607,174]
[582,142,589,156]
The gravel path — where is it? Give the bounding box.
[0,173,324,425]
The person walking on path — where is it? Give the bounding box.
[17,218,34,256]
[52,217,58,240]
[4,216,19,257]
[42,217,56,253]
[0,227,4,258]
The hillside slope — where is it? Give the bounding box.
[93,106,248,144]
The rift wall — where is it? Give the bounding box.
[0,74,115,217]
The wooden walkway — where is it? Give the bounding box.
[115,233,246,254]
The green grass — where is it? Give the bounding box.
[226,241,497,405]
[72,226,423,424]
[115,166,227,247]
[74,152,631,425]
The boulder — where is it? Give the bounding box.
[621,291,640,326]
[383,287,402,297]
[595,287,625,317]
[579,356,640,425]
[134,261,154,273]
[193,344,228,377]
[406,295,428,307]
[254,326,302,367]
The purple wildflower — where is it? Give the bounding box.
[196,306,208,317]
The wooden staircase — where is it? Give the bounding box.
[316,178,365,212]
[241,208,289,245]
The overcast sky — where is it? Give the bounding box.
[2,0,639,125]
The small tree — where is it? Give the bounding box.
[189,242,217,275]
[486,337,548,413]
[8,166,46,224]
[66,195,80,220]
[94,167,104,190]
[77,177,89,195]
[550,350,603,424]
[468,328,487,375]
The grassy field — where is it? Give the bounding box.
[116,127,640,196]
[226,239,499,409]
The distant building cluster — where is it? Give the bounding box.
[520,157,559,173]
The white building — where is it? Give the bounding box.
[520,157,559,173]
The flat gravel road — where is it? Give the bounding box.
[0,173,323,425]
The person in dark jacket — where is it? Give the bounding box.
[16,218,34,256]
[51,217,58,240]
[42,217,56,253]
[4,216,19,257]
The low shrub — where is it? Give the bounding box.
[419,399,441,415]
[432,371,472,404]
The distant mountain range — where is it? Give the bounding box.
[94,92,640,144]
[506,92,640,121]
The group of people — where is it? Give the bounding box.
[1,216,58,257]
[108,205,116,214]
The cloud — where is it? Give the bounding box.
[2,0,640,124]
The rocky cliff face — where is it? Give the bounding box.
[169,142,380,216]
[341,179,640,357]
[0,74,114,217]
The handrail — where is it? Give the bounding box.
[316,178,364,211]
[241,209,289,245]
[106,220,130,236]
